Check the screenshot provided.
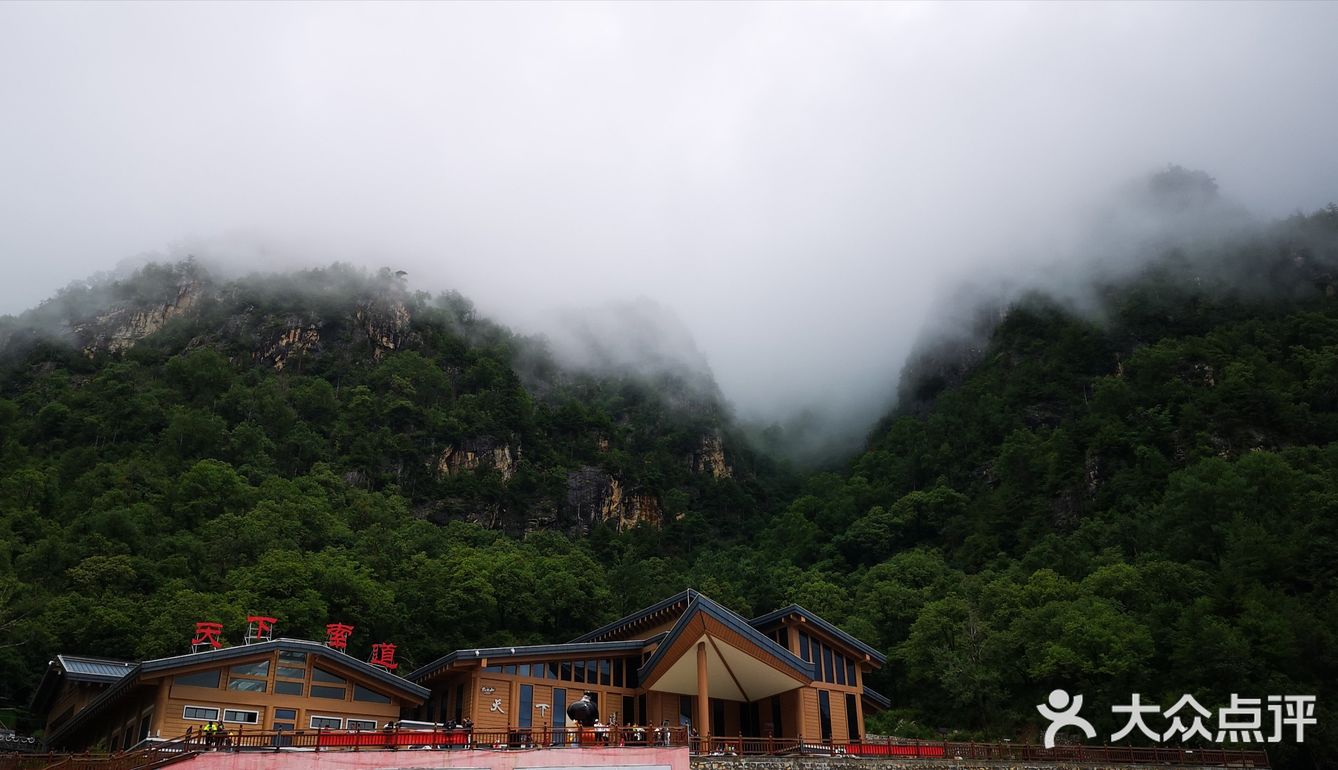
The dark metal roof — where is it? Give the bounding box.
[637,593,815,683]
[29,655,136,714]
[58,655,136,682]
[569,589,699,644]
[407,639,649,682]
[45,638,427,748]
[750,604,887,665]
[862,685,892,710]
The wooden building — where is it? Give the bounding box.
[408,590,889,742]
[32,639,429,751]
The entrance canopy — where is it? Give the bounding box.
[638,595,812,703]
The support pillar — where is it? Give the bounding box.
[697,640,709,742]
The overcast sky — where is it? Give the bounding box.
[2,1,1336,428]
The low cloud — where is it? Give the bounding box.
[1,2,1336,458]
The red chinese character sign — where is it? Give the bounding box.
[325,622,354,652]
[245,616,277,644]
[191,622,223,652]
[369,643,398,671]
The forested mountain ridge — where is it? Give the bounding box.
[745,197,1338,768]
[0,262,784,535]
[0,261,792,708]
[2,172,1337,768]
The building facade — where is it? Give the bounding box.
[407,590,889,741]
[32,590,888,750]
[33,639,429,751]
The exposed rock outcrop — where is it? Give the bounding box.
[256,322,322,370]
[689,432,732,479]
[74,277,202,356]
[566,466,662,532]
[355,296,414,358]
[434,436,520,482]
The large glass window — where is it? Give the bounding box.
[818,691,832,741]
[228,678,266,693]
[770,696,783,737]
[309,716,342,729]
[274,709,297,721]
[518,684,533,729]
[230,661,270,678]
[174,670,220,688]
[278,651,307,665]
[599,659,611,686]
[846,660,857,686]
[711,699,725,736]
[551,688,566,744]
[276,666,305,680]
[312,668,346,685]
[834,651,846,685]
[275,681,303,696]
[353,684,391,704]
[454,683,464,723]
[613,660,623,688]
[799,632,810,662]
[822,645,835,683]
[311,685,346,700]
[560,661,572,681]
[573,660,585,683]
[845,694,861,741]
[224,710,258,724]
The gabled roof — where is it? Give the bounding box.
[45,638,428,748]
[30,655,136,714]
[407,639,652,683]
[637,593,814,683]
[750,604,887,665]
[862,685,891,710]
[570,589,700,644]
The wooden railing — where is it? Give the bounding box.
[0,732,199,770]
[3,728,1270,768]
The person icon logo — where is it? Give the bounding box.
[1036,689,1096,749]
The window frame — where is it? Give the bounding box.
[347,719,377,731]
[223,709,260,724]
[309,715,343,729]
[182,705,220,721]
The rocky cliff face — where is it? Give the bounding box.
[434,436,520,482]
[688,432,732,479]
[255,320,323,370]
[356,296,415,358]
[73,276,203,356]
[565,466,663,532]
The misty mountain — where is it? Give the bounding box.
[0,260,790,539]
[757,198,1338,769]
[3,180,1338,768]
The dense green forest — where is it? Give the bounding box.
[2,174,1336,768]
